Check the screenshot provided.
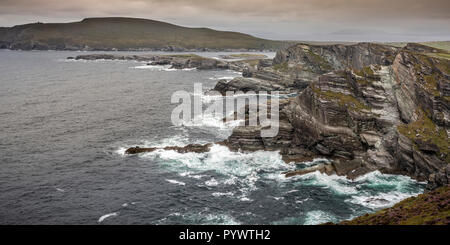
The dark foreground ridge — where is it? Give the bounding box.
[332,185,450,225]
[0,17,286,51]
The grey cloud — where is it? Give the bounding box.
[0,0,449,41]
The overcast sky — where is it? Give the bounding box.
[1,0,449,41]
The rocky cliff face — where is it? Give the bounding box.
[215,42,399,94]
[120,42,448,189]
[223,43,449,189]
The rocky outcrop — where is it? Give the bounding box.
[125,143,216,154]
[72,54,230,70]
[214,77,290,95]
[273,42,399,71]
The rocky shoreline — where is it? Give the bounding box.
[123,42,449,192]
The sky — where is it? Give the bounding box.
[1,0,449,41]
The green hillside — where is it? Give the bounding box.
[0,17,285,51]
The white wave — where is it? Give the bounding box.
[212,192,234,197]
[98,212,118,223]
[295,197,310,204]
[349,192,415,209]
[166,179,186,186]
[296,171,359,195]
[286,189,299,194]
[205,178,219,187]
[131,64,170,70]
[271,196,284,201]
[295,170,424,210]
[131,65,196,71]
[115,147,127,156]
[348,171,424,209]
[142,144,292,201]
[208,76,237,81]
[303,210,337,225]
[162,211,240,225]
[181,67,197,71]
[239,197,252,202]
[294,158,330,167]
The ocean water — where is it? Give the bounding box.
[0,50,425,224]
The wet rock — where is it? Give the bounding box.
[125,143,213,155]
[284,163,335,177]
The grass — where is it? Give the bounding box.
[410,52,448,97]
[307,49,332,71]
[426,52,450,60]
[421,41,450,52]
[338,186,450,225]
[387,41,450,52]
[311,84,371,112]
[397,110,449,163]
[273,62,289,72]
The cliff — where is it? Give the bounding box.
[123,42,449,190]
[214,42,399,94]
[223,42,449,189]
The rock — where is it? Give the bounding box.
[242,67,253,77]
[213,77,288,95]
[125,143,213,155]
[284,163,335,177]
[414,139,440,154]
[125,146,156,154]
[273,42,399,71]
[72,54,229,70]
[361,132,381,147]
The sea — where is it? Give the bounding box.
[0,50,425,224]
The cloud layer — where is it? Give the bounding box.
[1,0,449,41]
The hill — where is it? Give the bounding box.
[0,17,285,51]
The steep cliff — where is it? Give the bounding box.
[215,42,399,94]
[122,42,449,189]
[224,43,449,189]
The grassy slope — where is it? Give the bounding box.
[338,186,450,225]
[0,17,284,50]
[388,41,450,51]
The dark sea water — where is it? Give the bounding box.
[0,50,425,224]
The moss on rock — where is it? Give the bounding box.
[311,84,371,112]
[397,110,449,163]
